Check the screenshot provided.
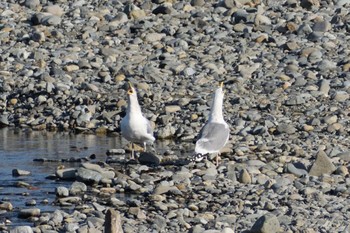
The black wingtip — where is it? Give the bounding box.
[191,153,208,162]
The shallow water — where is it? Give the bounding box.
[0,127,193,228]
[0,127,125,227]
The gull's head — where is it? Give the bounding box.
[215,82,225,97]
[127,82,136,96]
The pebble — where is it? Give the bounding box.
[202,167,218,181]
[18,208,41,218]
[138,152,161,165]
[336,151,350,162]
[56,186,69,197]
[76,167,103,184]
[56,168,77,180]
[24,0,40,9]
[157,125,176,139]
[319,79,330,96]
[0,202,13,211]
[9,226,33,233]
[309,150,336,176]
[43,5,65,17]
[12,169,31,176]
[32,13,62,26]
[239,169,252,184]
[276,123,297,134]
[251,213,280,233]
[25,200,37,206]
[165,105,181,113]
[333,91,349,102]
[285,163,308,177]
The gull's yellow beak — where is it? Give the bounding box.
[127,82,134,95]
[219,82,225,94]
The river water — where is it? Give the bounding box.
[0,127,125,227]
[0,127,191,228]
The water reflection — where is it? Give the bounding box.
[0,128,121,157]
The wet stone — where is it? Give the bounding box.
[70,181,87,195]
[56,186,69,197]
[12,169,31,176]
[9,226,33,233]
[56,168,77,180]
[76,167,103,184]
[138,152,161,166]
[18,208,41,218]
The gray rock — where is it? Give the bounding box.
[333,91,349,102]
[285,163,308,177]
[70,181,87,195]
[203,167,218,181]
[313,20,331,32]
[251,213,280,233]
[152,215,167,232]
[12,169,31,176]
[76,167,103,184]
[0,202,13,211]
[319,79,330,96]
[0,113,9,125]
[277,123,297,134]
[18,208,41,218]
[285,95,305,105]
[58,196,82,205]
[301,0,320,9]
[106,149,126,155]
[145,33,166,42]
[323,115,337,125]
[307,32,323,42]
[25,199,36,206]
[308,49,323,64]
[191,0,205,6]
[56,168,77,180]
[24,0,40,9]
[336,151,350,162]
[32,13,62,26]
[50,210,64,226]
[336,0,350,6]
[64,222,79,232]
[172,170,192,184]
[227,162,237,182]
[221,228,235,233]
[153,183,171,195]
[165,105,181,113]
[110,12,128,28]
[43,5,65,17]
[309,150,336,176]
[317,60,337,72]
[182,67,196,76]
[138,152,161,165]
[157,125,176,139]
[10,226,33,233]
[239,169,252,184]
[56,186,69,197]
[152,6,172,15]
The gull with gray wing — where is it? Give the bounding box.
[194,82,230,165]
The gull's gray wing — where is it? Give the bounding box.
[196,122,230,153]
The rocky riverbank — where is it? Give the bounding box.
[1,0,350,232]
